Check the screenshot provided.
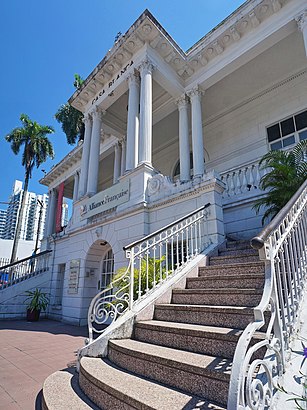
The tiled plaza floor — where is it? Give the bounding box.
[0,319,88,410]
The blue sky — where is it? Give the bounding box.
[0,0,244,205]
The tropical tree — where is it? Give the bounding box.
[253,140,307,224]
[55,74,85,145]
[5,114,54,263]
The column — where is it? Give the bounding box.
[188,87,205,179]
[121,138,126,175]
[176,95,191,182]
[296,11,307,57]
[86,107,103,196]
[78,114,92,198]
[138,59,154,166]
[73,171,80,202]
[46,188,57,236]
[113,142,122,183]
[126,73,140,171]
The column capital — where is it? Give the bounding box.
[127,71,140,86]
[82,113,92,125]
[90,106,105,121]
[175,94,189,110]
[138,58,155,76]
[187,86,204,100]
[296,10,307,32]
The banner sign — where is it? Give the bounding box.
[55,182,65,233]
[80,180,130,220]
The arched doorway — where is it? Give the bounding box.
[81,240,115,324]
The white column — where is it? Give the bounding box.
[121,138,126,175]
[126,73,140,171]
[138,59,154,166]
[296,11,307,57]
[188,87,205,179]
[78,114,92,198]
[73,171,80,202]
[113,142,122,183]
[46,188,57,236]
[176,95,191,182]
[86,107,103,196]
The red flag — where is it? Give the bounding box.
[55,182,64,233]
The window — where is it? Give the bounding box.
[267,109,307,150]
[98,249,114,291]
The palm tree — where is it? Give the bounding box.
[5,114,54,263]
[55,74,85,145]
[253,140,307,224]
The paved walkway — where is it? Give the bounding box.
[0,319,88,410]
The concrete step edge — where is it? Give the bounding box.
[80,357,222,410]
[42,369,100,410]
[109,339,232,382]
[172,288,263,295]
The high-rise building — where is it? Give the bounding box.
[0,209,7,238]
[2,180,48,243]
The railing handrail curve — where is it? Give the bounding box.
[0,249,52,271]
[123,203,210,251]
[251,179,307,250]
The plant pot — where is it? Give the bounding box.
[26,308,41,322]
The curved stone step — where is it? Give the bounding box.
[186,273,264,289]
[42,369,100,410]
[134,320,266,359]
[108,339,231,406]
[79,356,226,410]
[198,261,264,277]
[154,303,255,329]
[172,288,263,307]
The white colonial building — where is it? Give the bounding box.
[39,0,307,327]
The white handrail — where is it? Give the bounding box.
[228,180,307,409]
[87,204,211,342]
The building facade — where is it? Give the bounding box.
[40,0,307,325]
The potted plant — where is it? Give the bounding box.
[25,288,49,321]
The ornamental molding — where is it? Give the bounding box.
[296,10,307,31]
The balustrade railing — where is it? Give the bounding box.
[0,250,52,289]
[87,204,211,342]
[228,179,307,409]
[221,160,265,199]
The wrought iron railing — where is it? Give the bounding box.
[228,179,307,409]
[0,250,52,289]
[87,204,211,342]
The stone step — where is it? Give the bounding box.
[154,303,255,329]
[226,240,251,250]
[134,320,266,359]
[42,369,100,410]
[108,339,231,406]
[171,288,262,307]
[198,262,264,277]
[79,357,226,410]
[210,253,259,265]
[187,273,264,289]
[218,248,258,257]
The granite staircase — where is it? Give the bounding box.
[42,240,266,410]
